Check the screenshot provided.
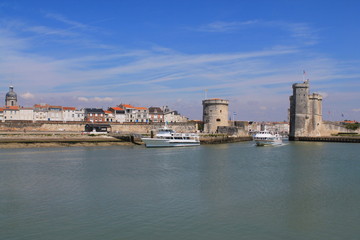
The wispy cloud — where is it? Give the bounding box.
[77,96,113,103]
[195,20,258,32]
[192,20,318,46]
[0,12,359,121]
[20,92,35,99]
[45,13,88,30]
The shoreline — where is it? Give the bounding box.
[0,132,254,149]
[0,132,134,149]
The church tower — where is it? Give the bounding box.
[5,86,18,107]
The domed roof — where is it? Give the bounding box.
[6,86,17,99]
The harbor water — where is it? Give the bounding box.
[1,141,360,240]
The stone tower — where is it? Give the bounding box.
[289,80,322,139]
[5,86,18,107]
[202,98,229,133]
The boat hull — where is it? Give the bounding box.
[254,139,283,146]
[141,138,200,148]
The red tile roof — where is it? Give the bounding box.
[120,104,135,109]
[343,120,356,124]
[110,107,124,111]
[4,106,20,110]
[63,107,76,110]
[135,107,148,110]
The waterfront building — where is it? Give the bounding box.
[0,108,3,122]
[63,107,84,122]
[84,108,105,123]
[202,98,229,133]
[33,104,49,121]
[289,80,322,138]
[74,109,85,122]
[5,86,18,107]
[63,107,76,122]
[47,105,63,121]
[104,110,115,122]
[148,107,164,123]
[19,107,34,121]
[108,107,126,123]
[161,106,188,123]
[3,106,20,120]
[119,104,149,123]
[33,104,64,121]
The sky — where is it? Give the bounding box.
[0,0,359,121]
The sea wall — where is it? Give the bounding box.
[0,121,198,134]
[320,122,360,135]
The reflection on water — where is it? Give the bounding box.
[1,142,360,240]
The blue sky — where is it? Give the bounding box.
[1,0,359,121]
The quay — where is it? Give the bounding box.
[290,136,360,143]
[200,135,253,144]
[0,131,254,148]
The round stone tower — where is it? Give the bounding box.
[202,98,229,133]
[5,86,18,107]
[289,80,323,139]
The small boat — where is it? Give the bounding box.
[141,126,200,148]
[253,130,283,146]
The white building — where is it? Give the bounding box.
[119,104,149,123]
[47,106,63,121]
[33,104,49,121]
[63,107,84,122]
[3,106,20,120]
[162,106,188,123]
[19,108,34,120]
[109,107,126,123]
[104,110,115,122]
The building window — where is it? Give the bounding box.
[216,119,221,122]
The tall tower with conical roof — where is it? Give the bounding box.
[5,86,18,107]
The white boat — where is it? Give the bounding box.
[141,126,200,148]
[253,130,283,146]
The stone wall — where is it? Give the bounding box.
[0,121,198,134]
[320,122,360,135]
[202,99,229,133]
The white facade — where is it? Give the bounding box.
[34,111,48,121]
[19,108,34,120]
[4,108,20,120]
[119,105,149,123]
[114,113,126,123]
[105,111,115,122]
[164,111,188,123]
[47,107,63,121]
[63,108,84,122]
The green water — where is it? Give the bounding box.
[1,142,360,240]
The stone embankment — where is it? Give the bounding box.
[0,131,253,148]
[0,132,132,148]
[200,134,252,144]
[291,136,360,143]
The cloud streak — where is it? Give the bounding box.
[0,11,359,121]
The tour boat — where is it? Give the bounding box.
[253,130,283,146]
[141,126,200,148]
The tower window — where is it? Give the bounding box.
[216,119,221,122]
